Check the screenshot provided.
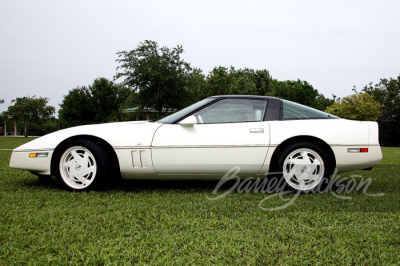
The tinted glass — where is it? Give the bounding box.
[282,100,337,119]
[193,99,267,124]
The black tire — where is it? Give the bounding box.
[53,139,114,191]
[271,142,334,193]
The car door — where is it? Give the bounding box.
[151,98,270,175]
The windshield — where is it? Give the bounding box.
[157,98,215,124]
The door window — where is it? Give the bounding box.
[193,99,267,124]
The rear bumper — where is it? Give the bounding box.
[332,145,382,173]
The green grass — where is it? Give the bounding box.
[0,138,399,265]
[0,136,37,149]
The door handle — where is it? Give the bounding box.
[250,128,264,133]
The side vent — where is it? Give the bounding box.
[131,150,149,169]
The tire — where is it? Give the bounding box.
[54,139,113,191]
[273,142,334,193]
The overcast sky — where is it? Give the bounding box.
[1,0,399,115]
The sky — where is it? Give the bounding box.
[1,0,399,115]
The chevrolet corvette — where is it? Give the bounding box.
[9,95,382,192]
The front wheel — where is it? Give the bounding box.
[273,142,334,193]
[55,139,113,191]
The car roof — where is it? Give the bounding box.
[210,95,280,101]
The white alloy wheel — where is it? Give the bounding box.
[59,146,97,190]
[282,148,325,191]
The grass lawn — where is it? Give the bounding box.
[0,137,399,264]
[0,136,37,150]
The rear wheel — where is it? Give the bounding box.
[273,142,333,193]
[55,139,113,191]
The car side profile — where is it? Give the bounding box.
[9,95,382,192]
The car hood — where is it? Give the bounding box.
[13,121,164,151]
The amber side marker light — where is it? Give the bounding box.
[348,148,368,153]
[29,153,49,158]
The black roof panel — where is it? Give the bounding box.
[210,95,280,100]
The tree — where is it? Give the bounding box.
[203,66,271,97]
[313,93,336,111]
[363,75,400,146]
[268,79,320,107]
[33,116,63,136]
[229,72,258,95]
[186,68,206,103]
[7,96,55,137]
[115,40,193,118]
[325,92,382,121]
[1,99,5,136]
[229,68,271,95]
[59,86,94,127]
[90,78,131,122]
[252,69,272,96]
[204,66,233,96]
[59,78,130,127]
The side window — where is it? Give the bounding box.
[193,99,267,124]
[282,100,336,119]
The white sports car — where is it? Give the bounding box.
[9,95,382,192]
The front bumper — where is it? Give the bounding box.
[9,150,54,175]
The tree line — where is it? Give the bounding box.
[1,40,399,146]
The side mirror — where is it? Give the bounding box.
[179,115,197,126]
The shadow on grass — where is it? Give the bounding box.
[19,174,398,212]
[23,172,390,195]
[118,179,236,191]
[22,177,64,191]
[22,175,237,192]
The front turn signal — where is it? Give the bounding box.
[29,152,48,158]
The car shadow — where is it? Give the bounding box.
[25,177,238,192]
[113,179,235,192]
[26,174,375,195]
